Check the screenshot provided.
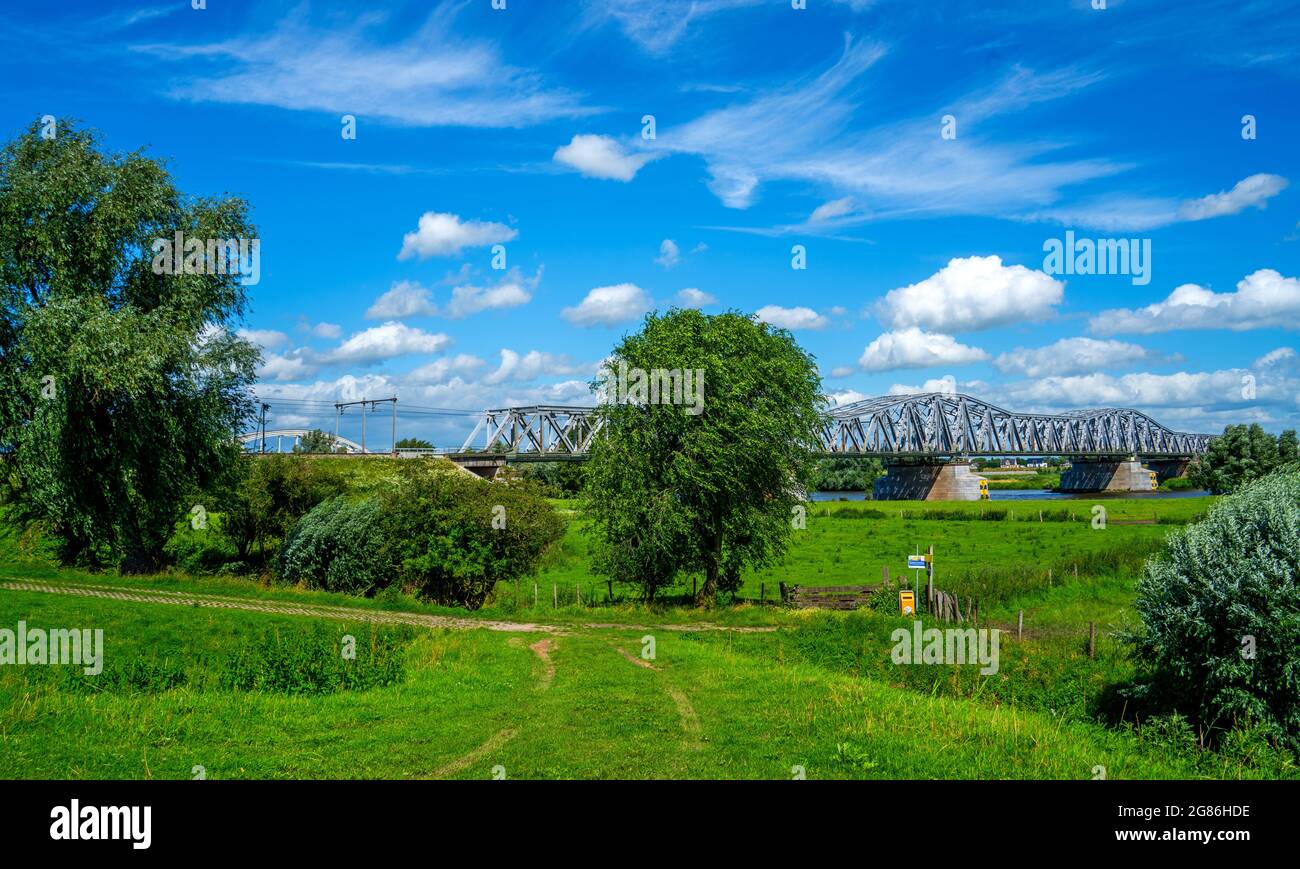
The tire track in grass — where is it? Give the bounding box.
[0,580,772,635]
[0,580,557,633]
[428,638,557,779]
[612,645,702,752]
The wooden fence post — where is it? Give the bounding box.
[552,583,557,608]
[1088,622,1097,659]
[534,583,538,608]
[1018,610,1024,641]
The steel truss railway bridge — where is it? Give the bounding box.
[449,393,1216,500]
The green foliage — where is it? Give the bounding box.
[163,521,237,575]
[220,455,347,560]
[274,463,563,608]
[294,429,338,454]
[279,497,394,595]
[394,437,434,449]
[378,463,564,608]
[0,119,259,569]
[811,457,884,491]
[1280,429,1299,465]
[55,657,190,695]
[1190,423,1286,494]
[581,309,823,603]
[514,461,586,496]
[1129,471,1300,751]
[218,624,410,696]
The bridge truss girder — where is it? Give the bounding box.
[457,394,1214,459]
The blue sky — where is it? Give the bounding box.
[4,0,1299,447]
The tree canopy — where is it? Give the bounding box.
[581,309,823,604]
[1190,424,1294,495]
[295,429,339,454]
[0,119,259,568]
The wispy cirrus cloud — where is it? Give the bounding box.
[1027,173,1290,232]
[577,0,879,54]
[134,4,595,128]
[652,38,1123,224]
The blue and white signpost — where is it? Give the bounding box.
[907,547,933,613]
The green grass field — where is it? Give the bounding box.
[1,493,1294,779]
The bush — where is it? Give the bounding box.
[218,624,410,695]
[279,496,395,595]
[1129,470,1300,750]
[379,463,564,608]
[163,523,238,575]
[221,455,347,560]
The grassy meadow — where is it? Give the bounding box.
[1,471,1294,779]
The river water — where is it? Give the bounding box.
[809,488,1210,502]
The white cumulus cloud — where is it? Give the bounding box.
[878,256,1064,332]
[756,305,829,330]
[1090,269,1300,334]
[398,212,517,260]
[675,287,717,308]
[325,322,451,365]
[655,239,681,268]
[562,283,652,327]
[444,269,537,319]
[366,280,438,319]
[994,337,1154,378]
[858,328,989,372]
[554,134,659,181]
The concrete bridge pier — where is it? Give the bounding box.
[1143,458,1190,485]
[872,459,987,501]
[1058,458,1157,493]
[447,455,507,480]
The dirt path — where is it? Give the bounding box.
[427,638,558,779]
[0,580,557,633]
[612,645,703,751]
[0,580,775,636]
[429,727,519,779]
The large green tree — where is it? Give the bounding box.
[0,119,259,568]
[1190,423,1284,495]
[294,429,338,454]
[1280,429,1299,466]
[581,309,823,604]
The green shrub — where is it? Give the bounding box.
[379,463,564,608]
[220,455,347,560]
[218,623,410,695]
[163,522,237,575]
[1129,470,1300,750]
[279,496,395,595]
[56,657,189,694]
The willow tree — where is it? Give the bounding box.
[581,309,823,605]
[0,119,259,569]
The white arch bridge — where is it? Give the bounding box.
[237,429,365,454]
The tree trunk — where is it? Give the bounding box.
[695,522,722,607]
